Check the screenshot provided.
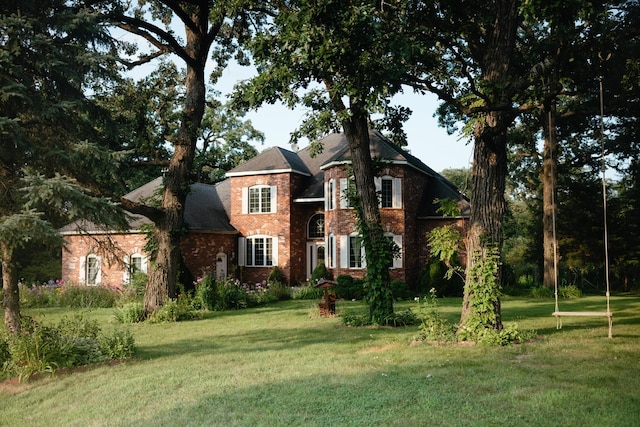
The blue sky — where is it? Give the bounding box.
[216,63,473,174]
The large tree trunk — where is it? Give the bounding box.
[1,242,20,334]
[143,15,208,317]
[542,102,558,289]
[342,105,394,323]
[459,0,519,333]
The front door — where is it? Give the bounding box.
[307,242,326,279]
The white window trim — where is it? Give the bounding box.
[339,233,366,269]
[123,253,148,284]
[238,235,279,267]
[375,175,402,209]
[327,233,336,269]
[384,233,403,269]
[326,178,336,211]
[80,254,102,286]
[242,185,277,214]
[339,177,355,209]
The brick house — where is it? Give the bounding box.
[60,131,468,288]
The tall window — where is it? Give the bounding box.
[85,254,101,285]
[245,236,275,267]
[249,186,272,213]
[327,179,336,210]
[308,214,325,238]
[339,177,356,209]
[130,254,144,275]
[381,178,393,208]
[349,235,364,268]
[376,176,402,208]
[327,234,336,268]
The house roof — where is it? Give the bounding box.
[61,130,468,235]
[226,146,311,177]
[294,131,469,216]
[60,178,235,234]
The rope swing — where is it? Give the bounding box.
[552,60,613,338]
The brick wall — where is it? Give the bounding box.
[61,233,148,286]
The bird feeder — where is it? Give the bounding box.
[314,279,337,317]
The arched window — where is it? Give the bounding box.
[308,213,325,238]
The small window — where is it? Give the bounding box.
[376,176,402,208]
[249,186,272,213]
[308,214,325,238]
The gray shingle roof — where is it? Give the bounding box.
[226,146,311,177]
[60,178,235,234]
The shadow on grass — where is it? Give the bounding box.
[129,352,640,427]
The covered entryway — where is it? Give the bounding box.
[307,242,326,279]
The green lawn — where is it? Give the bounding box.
[2,295,639,426]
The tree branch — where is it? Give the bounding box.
[119,197,164,224]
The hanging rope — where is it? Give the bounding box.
[551,61,613,338]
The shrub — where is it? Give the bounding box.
[390,280,412,300]
[267,266,288,285]
[310,262,332,284]
[20,282,121,309]
[292,285,324,300]
[267,281,291,301]
[193,275,218,311]
[1,315,136,382]
[100,329,136,360]
[113,303,145,324]
[126,273,148,298]
[418,259,464,297]
[335,275,364,300]
[416,290,456,342]
[530,286,554,298]
[559,284,582,299]
[148,297,200,323]
[381,310,419,327]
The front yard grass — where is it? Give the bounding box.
[1,295,639,426]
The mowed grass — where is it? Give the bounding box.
[2,295,639,427]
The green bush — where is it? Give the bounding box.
[20,283,121,309]
[113,303,145,324]
[1,315,136,382]
[530,286,554,298]
[335,275,364,300]
[415,291,456,342]
[148,297,200,323]
[310,262,332,284]
[390,280,412,300]
[559,285,582,299]
[341,310,370,327]
[267,281,291,301]
[292,285,324,300]
[193,275,218,311]
[418,259,464,297]
[267,266,288,285]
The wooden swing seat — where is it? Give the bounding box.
[552,311,613,338]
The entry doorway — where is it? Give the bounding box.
[216,253,227,279]
[307,242,326,279]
